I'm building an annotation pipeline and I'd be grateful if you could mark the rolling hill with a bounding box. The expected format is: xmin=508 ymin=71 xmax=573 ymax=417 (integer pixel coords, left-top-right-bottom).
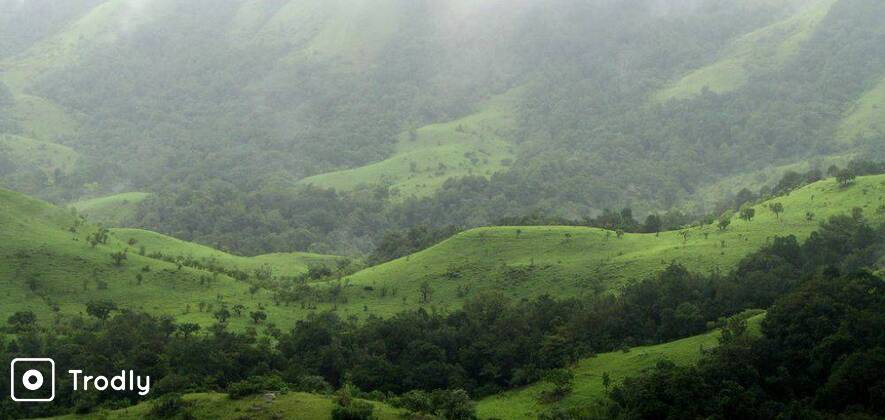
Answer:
xmin=1 ymin=175 xmax=881 ymax=328
xmin=71 ymin=192 xmax=151 ymax=226
xmin=297 ymin=90 xmax=519 ymax=199
xmin=476 ymin=312 xmax=766 ymax=419
xmin=655 ymin=0 xmax=836 ymax=101
xmin=49 ymin=391 xmax=403 ymax=420
xmin=0 ymin=187 xmax=342 ymax=330
xmin=323 ymin=175 xmax=884 ymax=319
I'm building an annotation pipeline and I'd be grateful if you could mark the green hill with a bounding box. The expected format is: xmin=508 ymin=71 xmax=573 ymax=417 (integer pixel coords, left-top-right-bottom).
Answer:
xmin=0 ymin=133 xmax=78 ymax=176
xmin=297 ymin=89 xmax=519 ymax=199
xmin=49 ymin=391 xmax=402 ymax=420
xmin=476 ymin=312 xmax=766 ymax=419
xmin=1 ymin=176 xmax=881 ymax=329
xmin=324 ymin=175 xmax=884 ymax=319
xmin=0 ymin=188 xmax=341 ymax=330
xmin=71 ymin=192 xmax=151 ymax=226
xmin=839 ymin=76 xmax=885 ymax=144
xmin=655 ymin=0 xmax=836 ymax=101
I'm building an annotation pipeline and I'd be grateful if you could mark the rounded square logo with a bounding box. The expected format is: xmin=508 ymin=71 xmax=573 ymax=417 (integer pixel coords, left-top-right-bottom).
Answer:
xmin=10 ymin=358 xmax=56 ymax=402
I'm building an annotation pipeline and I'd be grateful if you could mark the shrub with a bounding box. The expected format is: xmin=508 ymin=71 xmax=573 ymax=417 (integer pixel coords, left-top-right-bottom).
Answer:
xmin=228 ymin=375 xmax=288 ymax=399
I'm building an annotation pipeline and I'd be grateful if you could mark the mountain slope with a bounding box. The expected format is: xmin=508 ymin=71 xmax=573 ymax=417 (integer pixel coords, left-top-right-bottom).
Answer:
xmin=476 ymin=312 xmax=766 ymax=419
xmin=0 ymin=188 xmax=341 ymax=329
xmin=51 ymin=391 xmax=403 ymax=420
xmin=655 ymin=0 xmax=836 ymax=101
xmin=297 ymin=90 xmax=519 ymax=198
xmin=319 ymin=175 xmax=885 ymax=318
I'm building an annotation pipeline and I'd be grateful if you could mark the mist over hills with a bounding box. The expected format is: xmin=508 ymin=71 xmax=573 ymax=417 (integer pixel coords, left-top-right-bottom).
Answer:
xmin=1 ymin=0 xmax=883 ymax=255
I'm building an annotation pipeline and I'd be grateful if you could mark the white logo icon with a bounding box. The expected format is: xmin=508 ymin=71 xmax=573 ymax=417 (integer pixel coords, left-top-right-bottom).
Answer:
xmin=10 ymin=358 xmax=55 ymax=402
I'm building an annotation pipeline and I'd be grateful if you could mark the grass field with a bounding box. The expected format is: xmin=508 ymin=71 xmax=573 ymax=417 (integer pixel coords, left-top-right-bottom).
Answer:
xmin=322 ymin=175 xmax=884 ymax=319
xmin=0 ymin=133 xmax=79 ymax=176
xmin=476 ymin=313 xmax=766 ymax=419
xmin=655 ymin=0 xmax=834 ymax=101
xmin=838 ymin=76 xmax=885 ymax=144
xmin=0 ymin=188 xmax=342 ymax=331
xmin=297 ymin=90 xmax=519 ymax=199
xmin=2 ymin=175 xmax=881 ymax=330
xmin=71 ymin=192 xmax=152 ymax=226
xmin=49 ymin=391 xmax=403 ymax=420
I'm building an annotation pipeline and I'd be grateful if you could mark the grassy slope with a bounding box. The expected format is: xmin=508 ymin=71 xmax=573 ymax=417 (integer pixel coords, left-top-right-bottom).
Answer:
xmin=50 ymin=392 xmax=403 ymax=420
xmin=1 ymin=176 xmax=880 ymax=330
xmin=71 ymin=192 xmax=151 ymax=226
xmin=297 ymin=90 xmax=518 ymax=199
xmin=691 ymin=153 xmax=856 ymax=211
xmin=112 ymin=228 xmax=343 ymax=278
xmin=230 ymin=0 xmax=401 ymax=65
xmin=476 ymin=313 xmax=766 ymax=419
xmin=655 ymin=0 xmax=835 ymax=101
xmin=839 ymin=75 xmax=885 ymax=143
xmin=0 ymin=133 xmax=78 ymax=176
xmin=326 ymin=175 xmax=884 ymax=319
xmin=0 ymin=188 xmax=340 ymax=331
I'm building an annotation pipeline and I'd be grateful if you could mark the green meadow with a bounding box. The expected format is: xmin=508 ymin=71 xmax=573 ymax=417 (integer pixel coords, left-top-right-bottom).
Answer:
xmin=297 ymin=90 xmax=519 ymax=199
xmin=0 ymin=133 xmax=78 ymax=176
xmin=476 ymin=313 xmax=766 ymax=419
xmin=326 ymin=175 xmax=885 ymax=319
xmin=655 ymin=0 xmax=835 ymax=101
xmin=49 ymin=392 xmax=403 ymax=420
xmin=71 ymin=192 xmax=152 ymax=227
xmin=0 ymin=188 xmax=340 ymax=331
xmin=1 ymin=175 xmax=881 ymax=329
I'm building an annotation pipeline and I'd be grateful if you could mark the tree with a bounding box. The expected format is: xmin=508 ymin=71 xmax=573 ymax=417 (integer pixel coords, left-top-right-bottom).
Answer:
xmin=7 ymin=311 xmax=37 ymax=332
xmin=851 ymin=207 xmax=864 ymax=221
xmin=768 ymin=202 xmax=784 ymax=220
xmin=718 ymin=215 xmax=731 ymax=231
xmin=250 ymin=310 xmax=267 ymax=324
xmin=86 ymin=300 xmax=117 ymax=320
xmin=643 ymin=214 xmax=662 ymax=233
xmin=542 ymin=369 xmax=575 ymax=401
xmin=739 ymin=206 xmax=755 ymax=222
xmin=111 ymin=250 xmax=128 ymax=266
xmin=232 ymin=304 xmax=246 ymax=317
xmin=213 ymin=308 xmax=231 ymax=324
xmin=836 ymin=169 xmax=856 ymax=186
xmin=177 ymin=323 xmax=201 ymax=338
xmin=419 ymin=281 xmax=433 ymax=303
xmin=433 ymin=389 xmax=476 ymax=420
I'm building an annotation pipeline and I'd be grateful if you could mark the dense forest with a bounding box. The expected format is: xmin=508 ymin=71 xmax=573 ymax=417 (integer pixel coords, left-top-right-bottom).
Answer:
xmin=2 ymin=212 xmax=881 ymax=418
xmin=1 ymin=0 xmax=882 ymax=255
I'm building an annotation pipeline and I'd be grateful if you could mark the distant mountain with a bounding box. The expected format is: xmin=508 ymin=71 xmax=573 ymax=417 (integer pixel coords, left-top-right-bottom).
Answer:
xmin=0 ymin=0 xmax=882 ymax=254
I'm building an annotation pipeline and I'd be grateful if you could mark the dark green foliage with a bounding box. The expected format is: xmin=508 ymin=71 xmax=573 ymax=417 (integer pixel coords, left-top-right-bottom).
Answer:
xmin=228 ymin=375 xmax=288 ymax=400
xmin=0 ymin=215 xmax=879 ymax=418
xmin=608 ymin=270 xmax=885 ymax=419
xmin=149 ymin=393 xmax=191 ymax=419
xmin=85 ymin=299 xmax=117 ymax=320
xmin=369 ymin=225 xmax=460 ymax=265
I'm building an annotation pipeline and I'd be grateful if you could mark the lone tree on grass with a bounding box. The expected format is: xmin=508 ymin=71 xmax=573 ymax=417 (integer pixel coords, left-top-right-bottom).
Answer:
xmin=177 ymin=323 xmax=201 ymax=338
xmin=419 ymin=281 xmax=433 ymax=303
xmin=768 ymin=202 xmax=784 ymax=220
xmin=717 ymin=215 xmax=731 ymax=231
xmin=250 ymin=310 xmax=267 ymax=324
xmin=836 ymin=169 xmax=856 ymax=186
xmin=86 ymin=300 xmax=117 ymax=321
xmin=542 ymin=369 xmax=575 ymax=401
xmin=739 ymin=206 xmax=755 ymax=222
xmin=111 ymin=250 xmax=127 ymax=266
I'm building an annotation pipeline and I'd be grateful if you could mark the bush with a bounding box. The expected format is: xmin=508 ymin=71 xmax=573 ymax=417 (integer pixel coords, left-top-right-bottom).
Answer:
xmin=227 ymin=375 xmax=289 ymax=399
xmin=149 ymin=393 xmax=191 ymax=419
xmin=331 ymin=400 xmax=375 ymax=420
